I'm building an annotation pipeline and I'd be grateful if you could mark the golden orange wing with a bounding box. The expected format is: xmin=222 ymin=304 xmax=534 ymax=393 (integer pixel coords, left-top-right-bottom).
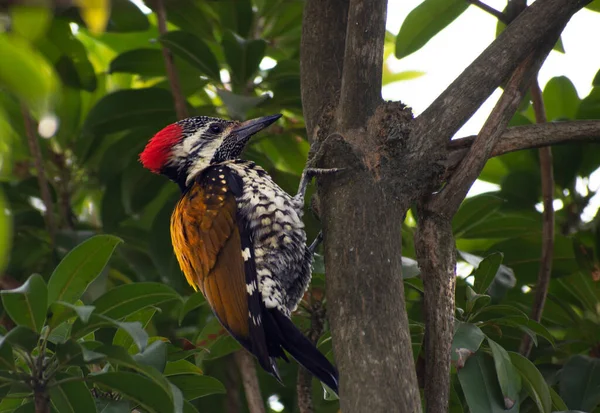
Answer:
xmin=170 ymin=170 xmax=249 ymax=339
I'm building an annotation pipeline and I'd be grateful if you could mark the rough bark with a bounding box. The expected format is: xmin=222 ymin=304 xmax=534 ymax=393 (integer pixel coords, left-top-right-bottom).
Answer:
xmin=300 ymin=0 xmax=348 ymax=139
xmin=302 ymin=0 xmax=421 ymax=410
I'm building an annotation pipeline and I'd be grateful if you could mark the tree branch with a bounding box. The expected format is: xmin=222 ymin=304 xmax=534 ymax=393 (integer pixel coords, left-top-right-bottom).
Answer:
xmin=336 ymin=0 xmax=387 ymax=129
xmin=234 ymin=351 xmax=266 ymax=413
xmin=300 ymin=0 xmax=349 ymax=140
xmin=466 ymin=0 xmax=508 ymax=23
xmin=412 ymin=0 xmax=591 ymax=154
xmin=155 ymin=0 xmax=188 ymax=120
xmin=446 ymin=120 xmax=600 ymax=164
xmin=520 ymin=81 xmax=555 ymax=357
xmin=21 ymin=105 xmax=56 ymax=246
xmin=429 ymin=47 xmax=545 ymax=217
xmin=297 ymin=295 xmax=326 ymax=413
xmin=414 ymin=215 xmax=456 ymax=413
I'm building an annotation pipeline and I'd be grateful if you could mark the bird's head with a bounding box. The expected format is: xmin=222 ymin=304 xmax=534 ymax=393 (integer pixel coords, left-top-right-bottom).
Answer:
xmin=140 ymin=114 xmax=281 ymax=188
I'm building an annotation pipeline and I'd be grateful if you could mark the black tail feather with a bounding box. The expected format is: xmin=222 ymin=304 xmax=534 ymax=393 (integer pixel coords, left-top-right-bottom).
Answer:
xmin=263 ymin=308 xmax=339 ymax=395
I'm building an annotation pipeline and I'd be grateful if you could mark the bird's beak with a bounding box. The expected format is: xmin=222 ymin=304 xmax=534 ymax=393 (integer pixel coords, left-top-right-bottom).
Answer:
xmin=233 ymin=114 xmax=282 ymax=142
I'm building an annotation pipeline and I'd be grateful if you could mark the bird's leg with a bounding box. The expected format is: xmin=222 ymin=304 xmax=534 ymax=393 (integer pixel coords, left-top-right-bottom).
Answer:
xmin=294 ymin=168 xmax=342 ymax=205
xmin=308 ymin=231 xmax=324 ymax=255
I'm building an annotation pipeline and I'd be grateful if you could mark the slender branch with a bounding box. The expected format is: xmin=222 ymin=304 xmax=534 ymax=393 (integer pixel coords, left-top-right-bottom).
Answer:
xmin=466 ymin=0 xmax=508 ymax=23
xmin=234 ymin=351 xmax=266 ymax=413
xmin=21 ymin=105 xmax=56 ymax=246
xmin=429 ymin=50 xmax=540 ymax=217
xmin=520 ymin=81 xmax=555 ymax=357
xmin=412 ymin=0 xmax=591 ymax=154
xmin=155 ymin=0 xmax=188 ymax=120
xmin=224 ymin=355 xmax=243 ymax=413
xmin=414 ymin=215 xmax=456 ymax=413
xmin=297 ymin=295 xmax=326 ymax=413
xmin=336 ymin=0 xmax=387 ymax=130
xmin=446 ymin=120 xmax=600 ymax=165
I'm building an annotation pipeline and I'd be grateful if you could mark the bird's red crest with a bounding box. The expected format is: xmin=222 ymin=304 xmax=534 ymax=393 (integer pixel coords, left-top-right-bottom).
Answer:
xmin=139 ymin=123 xmax=183 ymax=173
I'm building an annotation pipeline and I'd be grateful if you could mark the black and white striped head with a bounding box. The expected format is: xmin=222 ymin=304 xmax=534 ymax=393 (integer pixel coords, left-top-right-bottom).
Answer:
xmin=140 ymin=114 xmax=281 ymax=188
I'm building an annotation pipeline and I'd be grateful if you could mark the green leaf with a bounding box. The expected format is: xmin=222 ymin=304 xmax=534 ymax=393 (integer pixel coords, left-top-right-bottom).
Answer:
xmin=0 ymin=340 xmax=14 ymax=370
xmin=72 ymin=314 xmax=148 ymax=352
xmin=55 ymin=339 xmax=105 ymax=367
xmin=0 ymin=326 xmax=39 ymax=352
xmin=453 ymin=194 xmax=504 ymax=237
xmin=49 ymin=373 xmax=95 ymax=413
xmin=93 ymin=399 xmax=130 ymax=413
xmin=48 ymin=301 xmax=95 ymax=329
xmin=168 ymin=374 xmax=225 ymax=401
xmin=550 ymin=387 xmax=569 ymax=411
xmin=509 ymin=351 xmax=552 ymax=413
xmin=90 ymin=372 xmax=174 ymax=413
xmin=395 ymin=0 xmax=468 ymax=59
xmin=179 ymin=293 xmax=206 ymax=325
xmin=458 ymin=351 xmax=513 ymax=413
xmin=10 ymin=6 xmax=52 ymax=42
xmin=587 ymin=0 xmax=600 ymax=12
xmin=451 ymin=321 xmax=485 ymax=367
xmin=543 ymin=76 xmax=580 ymax=121
xmin=578 ymin=87 xmax=600 ymax=120
xmin=487 ymin=339 xmax=521 ymax=409
xmin=47 ymin=235 xmax=123 ymax=305
xmin=222 ymin=30 xmax=266 ymax=85
xmin=109 ymin=48 xmax=166 ymax=77
xmin=216 ymin=89 xmax=268 ymax=120
xmin=465 ymin=286 xmax=491 ymax=316
xmin=559 ymin=355 xmax=600 ymax=412
xmin=44 ymin=20 xmax=97 ymax=91
xmin=164 ymin=360 xmax=203 ymax=376
xmin=0 ymin=190 xmax=11 ymax=274
xmin=91 ymin=282 xmax=180 ymax=319
xmin=0 ymin=34 xmax=58 ymax=113
xmin=472 ymin=252 xmax=503 ymax=295
xmin=106 ymin=0 xmax=150 ymax=32
xmin=83 ymin=88 xmax=177 ymax=135
xmin=113 ymin=307 xmax=157 ymax=350
xmin=159 ymin=31 xmax=221 ymax=81
xmin=92 ymin=344 xmax=176 ymax=400
xmin=473 ymin=304 xmax=528 ymax=321
xmin=133 ymin=340 xmax=168 ymax=373
xmin=1 ymin=274 xmax=47 ymax=332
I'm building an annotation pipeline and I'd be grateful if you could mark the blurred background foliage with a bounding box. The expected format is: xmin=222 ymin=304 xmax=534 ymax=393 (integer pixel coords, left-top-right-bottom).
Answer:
xmin=0 ymin=0 xmax=600 ymax=412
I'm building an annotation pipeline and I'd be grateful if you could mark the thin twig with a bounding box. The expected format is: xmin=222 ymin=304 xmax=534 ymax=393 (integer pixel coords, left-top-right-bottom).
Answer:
xmin=297 ymin=295 xmax=326 ymax=413
xmin=224 ymin=355 xmax=243 ymax=413
xmin=520 ymin=81 xmax=555 ymax=357
xmin=21 ymin=105 xmax=56 ymax=246
xmin=234 ymin=351 xmax=266 ymax=413
xmin=155 ymin=0 xmax=189 ymax=120
xmin=466 ymin=0 xmax=508 ymax=23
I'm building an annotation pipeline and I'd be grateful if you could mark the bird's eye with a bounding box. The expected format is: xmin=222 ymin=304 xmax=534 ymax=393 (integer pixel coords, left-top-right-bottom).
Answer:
xmin=209 ymin=124 xmax=222 ymax=134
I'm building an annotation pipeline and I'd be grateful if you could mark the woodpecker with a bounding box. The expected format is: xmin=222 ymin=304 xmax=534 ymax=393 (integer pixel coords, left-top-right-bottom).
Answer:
xmin=139 ymin=114 xmax=339 ymax=394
